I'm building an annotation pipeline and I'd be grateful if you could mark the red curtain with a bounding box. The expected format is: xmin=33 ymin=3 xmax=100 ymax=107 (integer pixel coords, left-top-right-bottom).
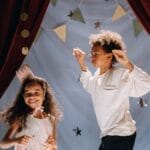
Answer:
xmin=0 ymin=0 xmax=50 ymax=98
xmin=127 ymin=0 xmax=150 ymax=34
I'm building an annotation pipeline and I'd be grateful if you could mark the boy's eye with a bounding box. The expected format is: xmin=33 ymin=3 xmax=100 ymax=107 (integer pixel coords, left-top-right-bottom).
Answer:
xmin=91 ymin=52 xmax=101 ymax=55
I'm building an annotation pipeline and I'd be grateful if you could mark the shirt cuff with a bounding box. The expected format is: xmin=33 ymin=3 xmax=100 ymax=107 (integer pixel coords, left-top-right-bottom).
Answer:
xmin=80 ymin=68 xmax=92 ymax=78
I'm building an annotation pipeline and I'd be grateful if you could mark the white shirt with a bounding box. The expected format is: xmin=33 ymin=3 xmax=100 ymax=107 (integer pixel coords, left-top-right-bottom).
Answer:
xmin=80 ymin=65 xmax=150 ymax=137
xmin=15 ymin=115 xmax=53 ymax=150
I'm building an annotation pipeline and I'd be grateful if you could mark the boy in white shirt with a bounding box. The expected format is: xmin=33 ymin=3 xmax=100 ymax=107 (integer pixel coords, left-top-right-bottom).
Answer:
xmin=73 ymin=30 xmax=150 ymax=150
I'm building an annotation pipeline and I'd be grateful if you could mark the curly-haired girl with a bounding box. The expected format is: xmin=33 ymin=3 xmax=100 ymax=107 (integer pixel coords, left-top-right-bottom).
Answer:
xmin=0 ymin=66 xmax=61 ymax=150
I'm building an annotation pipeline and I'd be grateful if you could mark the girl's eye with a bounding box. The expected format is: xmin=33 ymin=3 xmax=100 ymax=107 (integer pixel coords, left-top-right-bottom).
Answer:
xmin=24 ymin=92 xmax=41 ymax=98
xmin=24 ymin=93 xmax=31 ymax=98
xmin=34 ymin=92 xmax=40 ymax=96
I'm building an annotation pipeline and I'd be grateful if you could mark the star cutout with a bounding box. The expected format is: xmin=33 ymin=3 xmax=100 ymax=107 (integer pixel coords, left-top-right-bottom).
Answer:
xmin=73 ymin=126 xmax=82 ymax=136
xmin=138 ymin=98 xmax=148 ymax=108
xmin=68 ymin=11 xmax=74 ymax=18
xmin=94 ymin=21 xmax=101 ymax=29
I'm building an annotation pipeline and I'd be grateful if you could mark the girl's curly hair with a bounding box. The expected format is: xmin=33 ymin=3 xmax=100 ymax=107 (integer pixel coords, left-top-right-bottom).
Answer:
xmin=1 ymin=76 xmax=62 ymax=131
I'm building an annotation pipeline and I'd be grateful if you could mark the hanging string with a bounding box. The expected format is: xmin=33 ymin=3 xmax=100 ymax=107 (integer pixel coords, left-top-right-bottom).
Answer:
xmin=78 ymin=0 xmax=84 ymax=8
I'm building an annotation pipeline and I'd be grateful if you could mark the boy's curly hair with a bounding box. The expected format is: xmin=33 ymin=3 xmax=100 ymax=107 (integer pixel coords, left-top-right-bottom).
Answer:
xmin=89 ymin=30 xmax=126 ymax=64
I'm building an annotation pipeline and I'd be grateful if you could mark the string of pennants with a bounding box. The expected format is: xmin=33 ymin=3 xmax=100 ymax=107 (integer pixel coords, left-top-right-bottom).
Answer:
xmin=50 ymin=1 xmax=149 ymax=110
xmin=35 ymin=0 xmax=143 ymax=43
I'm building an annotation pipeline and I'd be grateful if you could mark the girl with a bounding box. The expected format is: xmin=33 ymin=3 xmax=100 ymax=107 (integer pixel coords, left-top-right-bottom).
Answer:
xmin=0 ymin=72 xmax=61 ymax=150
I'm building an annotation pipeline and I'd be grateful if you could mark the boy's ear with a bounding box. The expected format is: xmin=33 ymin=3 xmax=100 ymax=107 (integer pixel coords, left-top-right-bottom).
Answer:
xmin=107 ymin=53 xmax=113 ymax=59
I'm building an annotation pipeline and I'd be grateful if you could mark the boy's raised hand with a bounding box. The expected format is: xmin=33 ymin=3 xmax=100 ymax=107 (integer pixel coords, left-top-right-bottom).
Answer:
xmin=112 ymin=50 xmax=134 ymax=72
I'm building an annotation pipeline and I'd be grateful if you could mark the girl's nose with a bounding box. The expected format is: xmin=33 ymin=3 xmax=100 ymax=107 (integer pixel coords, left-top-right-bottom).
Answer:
xmin=28 ymin=95 xmax=35 ymax=99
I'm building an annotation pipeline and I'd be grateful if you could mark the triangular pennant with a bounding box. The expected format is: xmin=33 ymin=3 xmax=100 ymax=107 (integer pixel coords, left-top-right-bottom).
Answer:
xmin=53 ymin=24 xmax=67 ymax=42
xmin=112 ymin=4 xmax=126 ymax=21
xmin=133 ymin=19 xmax=143 ymax=37
xmin=51 ymin=0 xmax=58 ymax=6
xmin=71 ymin=8 xmax=85 ymax=23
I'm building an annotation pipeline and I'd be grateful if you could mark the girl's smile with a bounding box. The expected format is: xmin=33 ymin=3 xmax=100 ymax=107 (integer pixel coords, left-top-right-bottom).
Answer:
xmin=24 ymin=83 xmax=45 ymax=109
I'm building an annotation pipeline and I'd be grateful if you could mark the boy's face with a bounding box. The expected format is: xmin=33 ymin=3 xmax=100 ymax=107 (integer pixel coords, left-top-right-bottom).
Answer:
xmin=24 ymin=83 xmax=45 ymax=110
xmin=91 ymin=45 xmax=112 ymax=68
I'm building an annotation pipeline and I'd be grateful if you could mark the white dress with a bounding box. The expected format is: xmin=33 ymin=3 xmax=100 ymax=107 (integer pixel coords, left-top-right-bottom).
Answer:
xmin=14 ymin=115 xmax=53 ymax=150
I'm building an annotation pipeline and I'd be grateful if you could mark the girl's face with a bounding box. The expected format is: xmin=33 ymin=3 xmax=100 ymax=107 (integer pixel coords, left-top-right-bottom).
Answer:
xmin=24 ymin=83 xmax=45 ymax=110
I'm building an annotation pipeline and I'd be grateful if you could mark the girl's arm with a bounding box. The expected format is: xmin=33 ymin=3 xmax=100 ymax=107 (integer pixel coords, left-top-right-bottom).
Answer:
xmin=16 ymin=64 xmax=34 ymax=83
xmin=0 ymin=122 xmax=31 ymax=149
xmin=44 ymin=117 xmax=58 ymax=150
xmin=52 ymin=117 xmax=57 ymax=141
xmin=0 ymin=122 xmax=19 ymax=149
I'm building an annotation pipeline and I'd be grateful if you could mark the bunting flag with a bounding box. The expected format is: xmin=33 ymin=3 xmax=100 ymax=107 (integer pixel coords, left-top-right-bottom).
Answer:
xmin=51 ymin=0 xmax=58 ymax=6
xmin=112 ymin=4 xmax=126 ymax=21
xmin=53 ymin=24 xmax=67 ymax=42
xmin=133 ymin=19 xmax=143 ymax=37
xmin=68 ymin=8 xmax=85 ymax=24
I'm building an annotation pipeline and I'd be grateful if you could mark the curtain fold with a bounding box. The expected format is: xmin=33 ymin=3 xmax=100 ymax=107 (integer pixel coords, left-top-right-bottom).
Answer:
xmin=127 ymin=0 xmax=150 ymax=34
xmin=0 ymin=0 xmax=50 ymax=98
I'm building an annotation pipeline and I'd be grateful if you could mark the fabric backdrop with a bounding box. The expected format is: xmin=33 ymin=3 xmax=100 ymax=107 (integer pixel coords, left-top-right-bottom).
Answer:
xmin=0 ymin=0 xmax=150 ymax=150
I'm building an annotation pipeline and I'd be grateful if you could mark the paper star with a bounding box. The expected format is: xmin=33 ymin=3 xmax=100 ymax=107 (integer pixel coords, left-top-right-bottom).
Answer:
xmin=94 ymin=21 xmax=101 ymax=29
xmin=73 ymin=126 xmax=82 ymax=136
xmin=138 ymin=98 xmax=148 ymax=108
xmin=68 ymin=11 xmax=74 ymax=17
